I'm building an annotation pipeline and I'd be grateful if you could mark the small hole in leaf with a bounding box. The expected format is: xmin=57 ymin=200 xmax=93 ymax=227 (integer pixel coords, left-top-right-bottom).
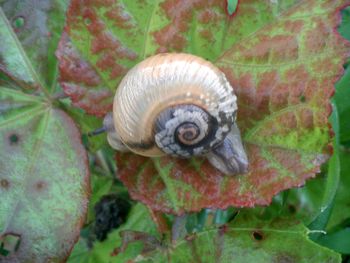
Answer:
xmin=252 ymin=231 xmax=264 ymax=241
xmin=0 ymin=179 xmax=10 ymax=189
xmin=35 ymin=180 xmax=47 ymax=191
xmin=299 ymin=95 xmax=306 ymax=102
xmin=12 ymin=16 xmax=25 ymax=30
xmin=8 ymin=133 xmax=19 ymax=145
xmin=0 ymin=233 xmax=21 ymax=257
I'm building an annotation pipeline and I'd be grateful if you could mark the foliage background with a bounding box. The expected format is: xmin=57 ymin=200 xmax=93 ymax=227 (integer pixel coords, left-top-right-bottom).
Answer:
xmin=0 ymin=0 xmax=350 ymax=262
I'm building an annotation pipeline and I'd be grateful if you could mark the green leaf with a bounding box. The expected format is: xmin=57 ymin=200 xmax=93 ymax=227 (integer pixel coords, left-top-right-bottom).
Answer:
xmin=0 ymin=8 xmax=36 ymax=86
xmin=65 ymin=237 xmax=91 ymax=263
xmin=338 ymin=6 xmax=350 ymax=45
xmin=317 ymin=228 xmax=350 ymax=254
xmin=0 ymin=1 xmax=89 ymax=261
xmin=326 ymin=18 xmax=350 ymax=227
xmin=326 ymin=148 xmax=350 ymax=229
xmin=0 ymin=1 xmax=68 ymax=91
xmin=0 ymin=88 xmax=89 ymax=262
xmin=115 ymin=214 xmax=341 ymax=262
xmin=308 ymin=103 xmax=340 ymax=239
xmin=334 ymin=67 xmax=350 ymax=143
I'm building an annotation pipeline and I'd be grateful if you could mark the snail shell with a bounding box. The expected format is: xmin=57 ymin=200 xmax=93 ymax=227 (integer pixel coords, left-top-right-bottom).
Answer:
xmin=106 ymin=53 xmax=248 ymax=175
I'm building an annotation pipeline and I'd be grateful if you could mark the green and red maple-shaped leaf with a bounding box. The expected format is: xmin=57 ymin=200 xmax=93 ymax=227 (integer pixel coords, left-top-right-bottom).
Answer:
xmin=58 ymin=0 xmax=350 ymax=214
xmin=0 ymin=1 xmax=89 ymax=262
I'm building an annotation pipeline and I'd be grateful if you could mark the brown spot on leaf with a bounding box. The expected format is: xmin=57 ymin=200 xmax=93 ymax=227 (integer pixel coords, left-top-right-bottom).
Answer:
xmin=0 ymin=179 xmax=10 ymax=189
xmin=252 ymin=231 xmax=264 ymax=241
xmin=199 ymin=29 xmax=214 ymax=41
xmin=34 ymin=180 xmax=47 ymax=191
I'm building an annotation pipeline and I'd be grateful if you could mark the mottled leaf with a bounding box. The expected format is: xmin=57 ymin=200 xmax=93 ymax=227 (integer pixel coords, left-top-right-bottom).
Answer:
xmin=113 ymin=214 xmax=341 ymax=262
xmin=0 ymin=2 xmax=89 ymax=262
xmin=60 ymin=0 xmax=350 ymax=214
xmin=0 ymin=88 xmax=89 ymax=262
xmin=216 ymin=0 xmax=349 ymax=214
xmin=0 ymin=0 xmax=67 ymax=92
xmin=58 ymin=0 xmax=303 ymax=116
xmin=115 ymin=1 xmax=350 ymax=214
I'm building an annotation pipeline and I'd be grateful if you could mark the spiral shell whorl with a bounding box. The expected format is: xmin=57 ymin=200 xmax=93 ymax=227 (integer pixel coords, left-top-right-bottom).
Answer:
xmin=154 ymin=105 xmax=219 ymax=157
xmin=113 ymin=53 xmax=237 ymax=157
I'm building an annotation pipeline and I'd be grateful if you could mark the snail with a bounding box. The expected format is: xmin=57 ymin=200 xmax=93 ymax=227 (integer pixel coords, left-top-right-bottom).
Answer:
xmin=103 ymin=53 xmax=248 ymax=175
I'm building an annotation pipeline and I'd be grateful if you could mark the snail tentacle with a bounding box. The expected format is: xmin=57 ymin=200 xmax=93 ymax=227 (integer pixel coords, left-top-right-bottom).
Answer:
xmin=206 ymin=123 xmax=248 ymax=175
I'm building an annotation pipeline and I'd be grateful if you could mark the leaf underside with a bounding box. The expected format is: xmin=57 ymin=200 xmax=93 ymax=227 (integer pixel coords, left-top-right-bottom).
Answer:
xmin=59 ymin=0 xmax=350 ymax=214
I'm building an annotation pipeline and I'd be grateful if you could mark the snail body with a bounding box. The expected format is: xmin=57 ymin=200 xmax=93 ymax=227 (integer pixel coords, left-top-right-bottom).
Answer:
xmin=106 ymin=53 xmax=248 ymax=175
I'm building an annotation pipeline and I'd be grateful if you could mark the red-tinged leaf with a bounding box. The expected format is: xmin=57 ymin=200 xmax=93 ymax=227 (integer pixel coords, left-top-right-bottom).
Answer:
xmin=60 ymin=0 xmax=350 ymax=214
xmin=115 ymin=1 xmax=350 ymax=215
xmin=56 ymin=33 xmax=114 ymax=117
xmin=58 ymin=0 xmax=302 ymax=116
xmin=116 ymin=149 xmax=326 ymax=214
